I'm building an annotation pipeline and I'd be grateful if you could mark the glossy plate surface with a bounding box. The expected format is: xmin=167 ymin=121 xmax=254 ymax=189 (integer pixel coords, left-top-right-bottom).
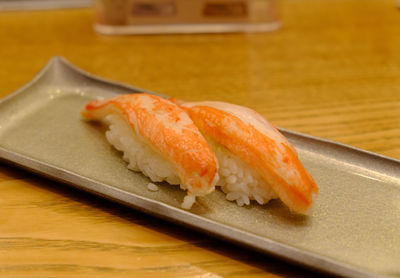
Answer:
xmin=0 ymin=57 xmax=399 ymax=278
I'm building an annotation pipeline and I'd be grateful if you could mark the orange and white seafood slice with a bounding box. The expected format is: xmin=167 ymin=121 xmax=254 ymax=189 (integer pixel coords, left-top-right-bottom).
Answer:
xmin=82 ymin=94 xmax=219 ymax=209
xmin=177 ymin=100 xmax=318 ymax=214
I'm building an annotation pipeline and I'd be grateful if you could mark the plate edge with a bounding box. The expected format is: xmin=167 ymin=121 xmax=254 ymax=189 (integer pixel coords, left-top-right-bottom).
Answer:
xmin=0 ymin=146 xmax=386 ymax=278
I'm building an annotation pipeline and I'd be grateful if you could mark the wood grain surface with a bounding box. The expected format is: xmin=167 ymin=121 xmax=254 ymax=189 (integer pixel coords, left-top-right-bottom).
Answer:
xmin=0 ymin=0 xmax=399 ymax=277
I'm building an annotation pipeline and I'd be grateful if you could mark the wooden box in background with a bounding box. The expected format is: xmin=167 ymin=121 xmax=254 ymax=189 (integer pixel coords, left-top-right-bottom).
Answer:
xmin=94 ymin=0 xmax=279 ymax=34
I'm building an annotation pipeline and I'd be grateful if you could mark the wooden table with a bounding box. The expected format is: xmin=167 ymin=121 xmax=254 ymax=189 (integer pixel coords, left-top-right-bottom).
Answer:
xmin=1 ymin=0 xmax=399 ymax=277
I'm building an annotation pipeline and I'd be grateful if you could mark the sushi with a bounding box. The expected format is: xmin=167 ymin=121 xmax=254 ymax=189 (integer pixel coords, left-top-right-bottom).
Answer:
xmin=175 ymin=100 xmax=318 ymax=214
xmin=81 ymin=93 xmax=219 ymax=209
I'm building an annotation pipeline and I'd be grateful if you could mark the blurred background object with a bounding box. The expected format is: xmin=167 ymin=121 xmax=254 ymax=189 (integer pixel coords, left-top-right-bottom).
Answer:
xmin=94 ymin=0 xmax=280 ymax=34
xmin=0 ymin=0 xmax=92 ymax=11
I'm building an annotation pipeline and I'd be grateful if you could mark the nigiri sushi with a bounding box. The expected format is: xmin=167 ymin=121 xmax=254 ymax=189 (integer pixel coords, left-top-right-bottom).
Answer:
xmin=175 ymin=100 xmax=318 ymax=214
xmin=81 ymin=93 xmax=219 ymax=209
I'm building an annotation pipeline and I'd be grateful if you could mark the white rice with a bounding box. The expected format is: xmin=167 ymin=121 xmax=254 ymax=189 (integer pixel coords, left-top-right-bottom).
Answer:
xmin=147 ymin=182 xmax=159 ymax=192
xmin=208 ymin=139 xmax=278 ymax=206
xmin=104 ymin=115 xmax=194 ymax=203
xmin=104 ymin=114 xmax=277 ymax=209
xmin=181 ymin=195 xmax=196 ymax=210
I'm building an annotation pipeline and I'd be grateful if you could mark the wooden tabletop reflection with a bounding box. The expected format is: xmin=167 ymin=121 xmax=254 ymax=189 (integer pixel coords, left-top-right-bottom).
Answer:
xmin=1 ymin=0 xmax=399 ymax=277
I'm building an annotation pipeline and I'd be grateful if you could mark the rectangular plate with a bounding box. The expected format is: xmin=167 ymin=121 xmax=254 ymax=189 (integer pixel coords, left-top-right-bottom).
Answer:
xmin=1 ymin=57 xmax=399 ymax=278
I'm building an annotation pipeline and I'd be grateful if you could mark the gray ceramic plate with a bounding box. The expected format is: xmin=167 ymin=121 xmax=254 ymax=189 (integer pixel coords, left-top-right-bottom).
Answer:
xmin=0 ymin=57 xmax=399 ymax=278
